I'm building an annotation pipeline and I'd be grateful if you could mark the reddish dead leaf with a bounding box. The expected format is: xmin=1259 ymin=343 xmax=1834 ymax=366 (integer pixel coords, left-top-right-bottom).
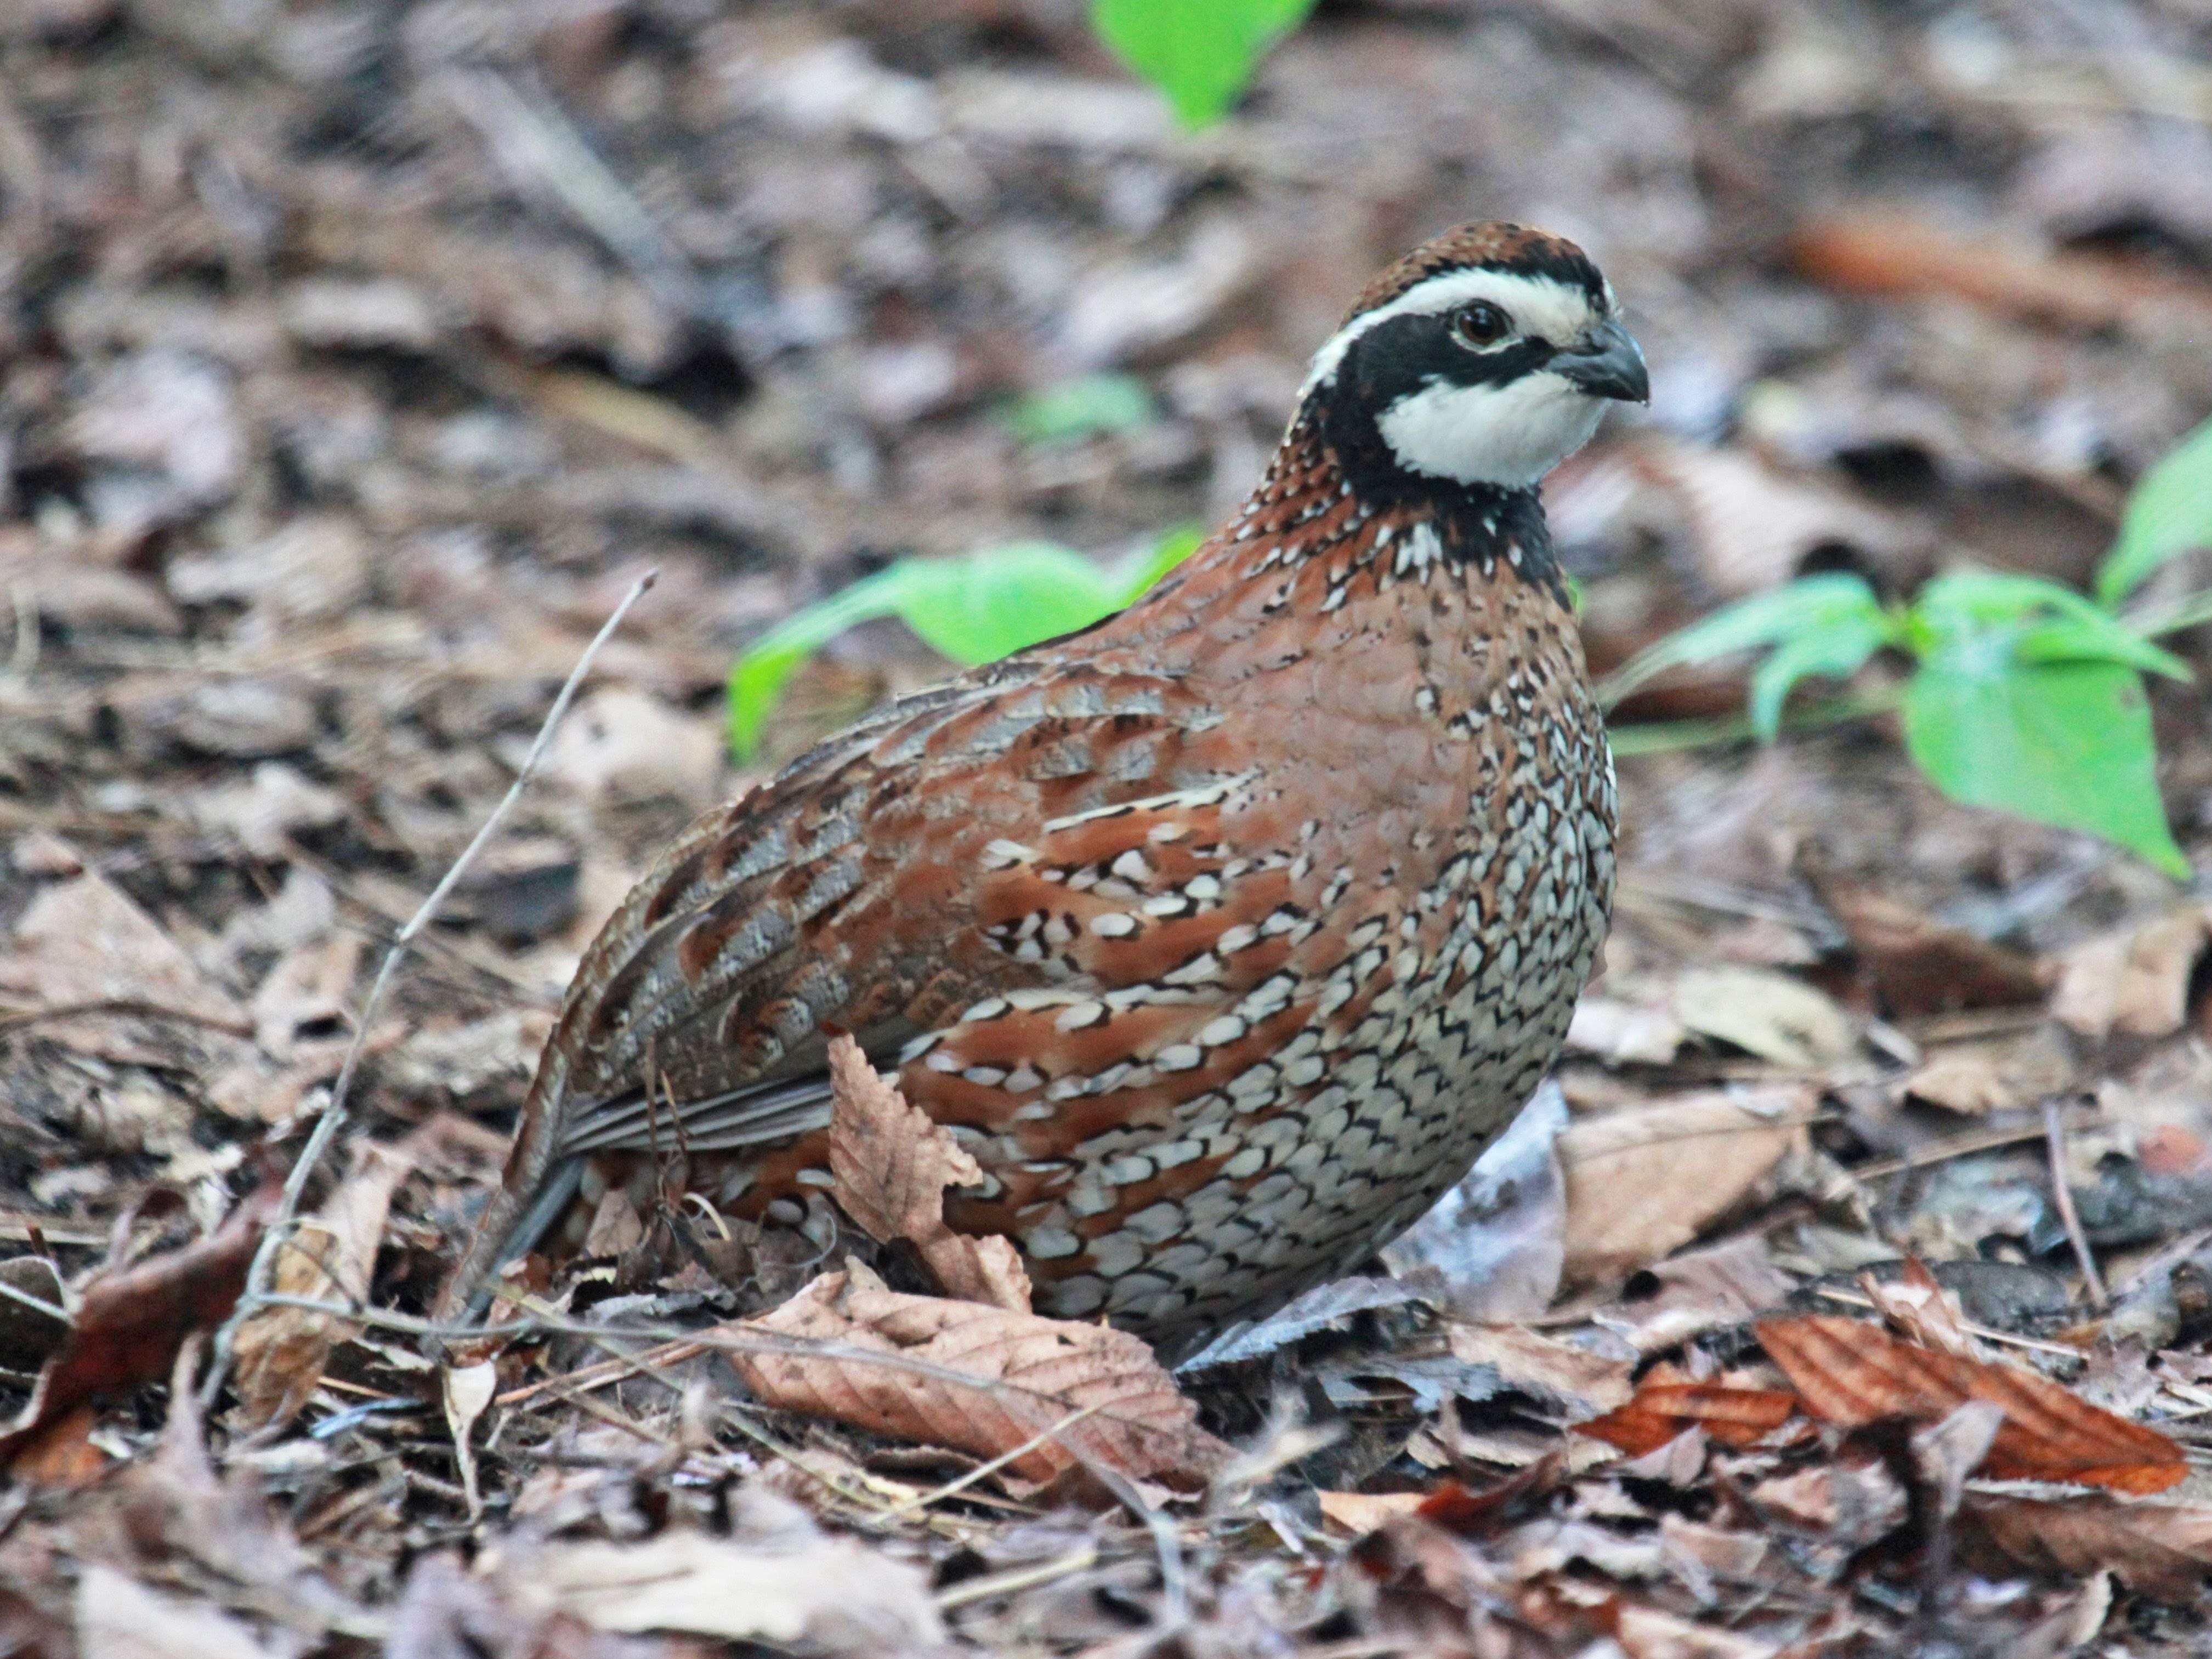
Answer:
xmin=1416 ymin=1455 xmax=1565 ymax=1535
xmin=9 ymin=1405 xmax=109 ymax=1491
xmin=826 ymin=1036 xmax=1032 ymax=1313
xmin=1579 ymin=1370 xmax=1798 ymax=1457
xmin=0 ymin=1179 xmax=280 ymax=1467
xmin=1756 ymin=1316 xmax=2186 ymax=1493
xmin=1959 ymin=1492 xmax=2212 ymax=1604
xmin=724 ymin=1266 xmax=1227 ymax=1490
xmin=1791 ymin=212 xmax=2212 ymax=333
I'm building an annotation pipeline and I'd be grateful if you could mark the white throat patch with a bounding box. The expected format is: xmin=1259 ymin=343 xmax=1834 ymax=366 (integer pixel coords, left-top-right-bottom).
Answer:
xmin=1377 ymin=373 xmax=1606 ymax=488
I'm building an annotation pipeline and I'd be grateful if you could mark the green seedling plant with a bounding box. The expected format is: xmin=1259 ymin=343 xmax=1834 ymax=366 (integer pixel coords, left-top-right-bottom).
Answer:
xmin=1001 ymin=373 xmax=1156 ymax=446
xmin=1092 ymin=0 xmax=1319 ymax=128
xmin=728 ymin=527 xmax=1203 ymax=760
xmin=1607 ymin=416 xmax=2212 ymax=879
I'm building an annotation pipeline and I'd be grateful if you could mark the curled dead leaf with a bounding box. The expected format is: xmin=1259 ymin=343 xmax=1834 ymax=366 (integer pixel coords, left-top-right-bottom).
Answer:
xmin=1857 ymin=1257 xmax=1978 ymax=1359
xmin=1755 ymin=1316 xmax=2185 ymax=1493
xmin=826 ymin=1035 xmax=1031 ymax=1313
xmin=724 ymin=1266 xmax=1227 ymax=1490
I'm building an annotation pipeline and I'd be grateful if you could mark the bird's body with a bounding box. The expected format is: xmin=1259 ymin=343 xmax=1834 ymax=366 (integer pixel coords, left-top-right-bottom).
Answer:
xmin=440 ymin=222 xmax=1643 ymax=1350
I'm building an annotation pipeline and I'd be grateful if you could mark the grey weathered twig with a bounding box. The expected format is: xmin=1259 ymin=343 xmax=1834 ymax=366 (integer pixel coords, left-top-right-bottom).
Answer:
xmin=202 ymin=571 xmax=659 ymax=1406
xmin=2044 ymin=1097 xmax=2108 ymax=1309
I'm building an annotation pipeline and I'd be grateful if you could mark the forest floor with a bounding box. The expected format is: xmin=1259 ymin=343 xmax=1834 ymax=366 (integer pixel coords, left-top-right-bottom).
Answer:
xmin=3 ymin=0 xmax=2212 ymax=1653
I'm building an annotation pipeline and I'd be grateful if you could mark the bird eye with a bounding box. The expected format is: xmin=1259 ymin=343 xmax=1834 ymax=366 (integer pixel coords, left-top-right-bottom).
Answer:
xmin=1450 ymin=301 xmax=1511 ymax=349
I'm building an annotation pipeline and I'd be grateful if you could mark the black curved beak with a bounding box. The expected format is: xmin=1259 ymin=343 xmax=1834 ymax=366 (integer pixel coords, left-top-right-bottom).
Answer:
xmin=1555 ymin=317 xmax=1649 ymax=405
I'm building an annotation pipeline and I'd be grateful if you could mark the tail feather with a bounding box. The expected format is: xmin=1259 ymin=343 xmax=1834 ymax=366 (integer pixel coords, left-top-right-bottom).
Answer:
xmin=433 ymin=1041 xmax=577 ymax=1325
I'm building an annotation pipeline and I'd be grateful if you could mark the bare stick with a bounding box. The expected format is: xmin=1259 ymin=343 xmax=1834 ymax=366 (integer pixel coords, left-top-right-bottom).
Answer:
xmin=203 ymin=571 xmax=659 ymax=1405
xmin=2044 ymin=1097 xmax=2108 ymax=1310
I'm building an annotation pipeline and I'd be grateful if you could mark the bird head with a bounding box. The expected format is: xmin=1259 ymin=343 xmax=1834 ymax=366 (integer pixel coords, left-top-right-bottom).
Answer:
xmin=1300 ymin=221 xmax=1648 ymax=493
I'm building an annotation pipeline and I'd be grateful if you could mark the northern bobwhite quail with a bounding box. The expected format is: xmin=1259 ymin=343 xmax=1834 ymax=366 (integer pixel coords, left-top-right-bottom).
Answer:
xmin=439 ymin=221 xmax=1644 ymax=1350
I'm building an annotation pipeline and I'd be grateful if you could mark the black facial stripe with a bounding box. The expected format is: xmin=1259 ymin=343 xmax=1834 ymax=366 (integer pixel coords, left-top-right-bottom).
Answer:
xmin=1348 ymin=313 xmax=1557 ymax=405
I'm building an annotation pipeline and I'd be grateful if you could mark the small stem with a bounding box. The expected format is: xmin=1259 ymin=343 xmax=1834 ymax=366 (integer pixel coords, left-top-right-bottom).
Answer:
xmin=1605 ymin=686 xmax=1903 ymax=755
xmin=2044 ymin=1098 xmax=2108 ymax=1310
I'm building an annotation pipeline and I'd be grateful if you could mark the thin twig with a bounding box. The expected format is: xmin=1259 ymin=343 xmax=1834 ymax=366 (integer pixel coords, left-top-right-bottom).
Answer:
xmin=202 ymin=571 xmax=658 ymax=1407
xmin=1093 ymin=1465 xmax=1189 ymax=1630
xmin=0 ymin=1273 xmax=67 ymax=1326
xmin=1806 ymin=1286 xmax=2087 ymax=1359
xmin=2044 ymin=1098 xmax=2108 ymax=1309
xmin=934 ymin=1546 xmax=1102 ymax=1610
xmin=1852 ymin=1117 xmax=2091 ymax=1183
xmin=881 ymin=1402 xmax=1108 ymax=1518
xmin=495 ymin=1337 xmax=709 ymax=1407
xmin=0 ymin=998 xmax=257 ymax=1038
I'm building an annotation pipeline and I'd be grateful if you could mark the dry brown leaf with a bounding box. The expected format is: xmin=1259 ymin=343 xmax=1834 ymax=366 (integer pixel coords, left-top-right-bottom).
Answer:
xmin=1443 ymin=1322 xmax=1634 ymax=1418
xmin=2051 ymin=904 xmax=2212 ymax=1043
xmin=1558 ymin=1088 xmax=1811 ymax=1285
xmin=1959 ymin=1492 xmax=2212 ymax=1604
xmin=523 ymin=1526 xmax=945 ymax=1651
xmin=0 ymin=871 xmax=252 ymax=1067
xmin=232 ymin=1140 xmax=412 ymax=1431
xmin=75 ymin=1564 xmax=277 ymax=1659
xmin=1808 ymin=872 xmax=2045 ymax=1017
xmin=1318 ymin=1490 xmax=1426 ymax=1534
xmin=10 ymin=1404 xmax=110 ymax=1491
xmin=1617 ymin=1235 xmax=1795 ymax=1354
xmin=725 ymin=1265 xmax=1226 ymax=1490
xmin=1755 ymin=1316 xmax=2186 ymax=1493
xmin=1613 ymin=1602 xmax=1781 ymax=1659
xmin=1793 ymin=212 xmax=2212 ymax=332
xmin=1632 ymin=437 xmax=1919 ymax=600
xmin=826 ymin=1035 xmax=1031 ymax=1313
xmin=1900 ymin=1028 xmax=2074 ymax=1116
xmin=1 ymin=1180 xmax=280 ymax=1466
xmin=1578 ymin=1363 xmax=1799 ymax=1457
xmin=1670 ymin=968 xmax=1852 ymax=1069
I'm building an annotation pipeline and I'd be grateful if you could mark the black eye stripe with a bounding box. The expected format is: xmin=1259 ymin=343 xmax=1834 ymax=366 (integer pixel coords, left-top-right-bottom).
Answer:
xmin=1341 ymin=312 xmax=1557 ymax=400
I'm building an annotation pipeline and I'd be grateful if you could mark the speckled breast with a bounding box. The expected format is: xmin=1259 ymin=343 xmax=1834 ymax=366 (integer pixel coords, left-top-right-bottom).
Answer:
xmin=997 ymin=667 xmax=1617 ymax=1344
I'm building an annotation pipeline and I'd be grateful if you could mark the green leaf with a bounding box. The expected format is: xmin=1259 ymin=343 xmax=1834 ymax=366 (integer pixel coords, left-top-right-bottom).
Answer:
xmin=1906 ymin=567 xmax=2190 ymax=679
xmin=1902 ymin=657 xmax=2188 ymax=878
xmin=1600 ymin=572 xmax=1891 ymax=709
xmin=1003 ymin=374 xmax=1156 ymax=447
xmin=727 ymin=544 xmax=1128 ymax=760
xmin=1747 ymin=617 xmax=1889 ymax=740
xmin=2096 ymin=414 xmax=2212 ymax=605
xmin=1115 ymin=524 xmax=1204 ymax=605
xmin=1091 ymin=0 xmax=1318 ymax=128
xmin=893 ymin=542 xmax=1122 ymax=663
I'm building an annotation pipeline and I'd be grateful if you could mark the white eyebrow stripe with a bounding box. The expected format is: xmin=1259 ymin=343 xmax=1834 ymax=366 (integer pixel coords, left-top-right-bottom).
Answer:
xmin=1299 ymin=268 xmax=1601 ymax=397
